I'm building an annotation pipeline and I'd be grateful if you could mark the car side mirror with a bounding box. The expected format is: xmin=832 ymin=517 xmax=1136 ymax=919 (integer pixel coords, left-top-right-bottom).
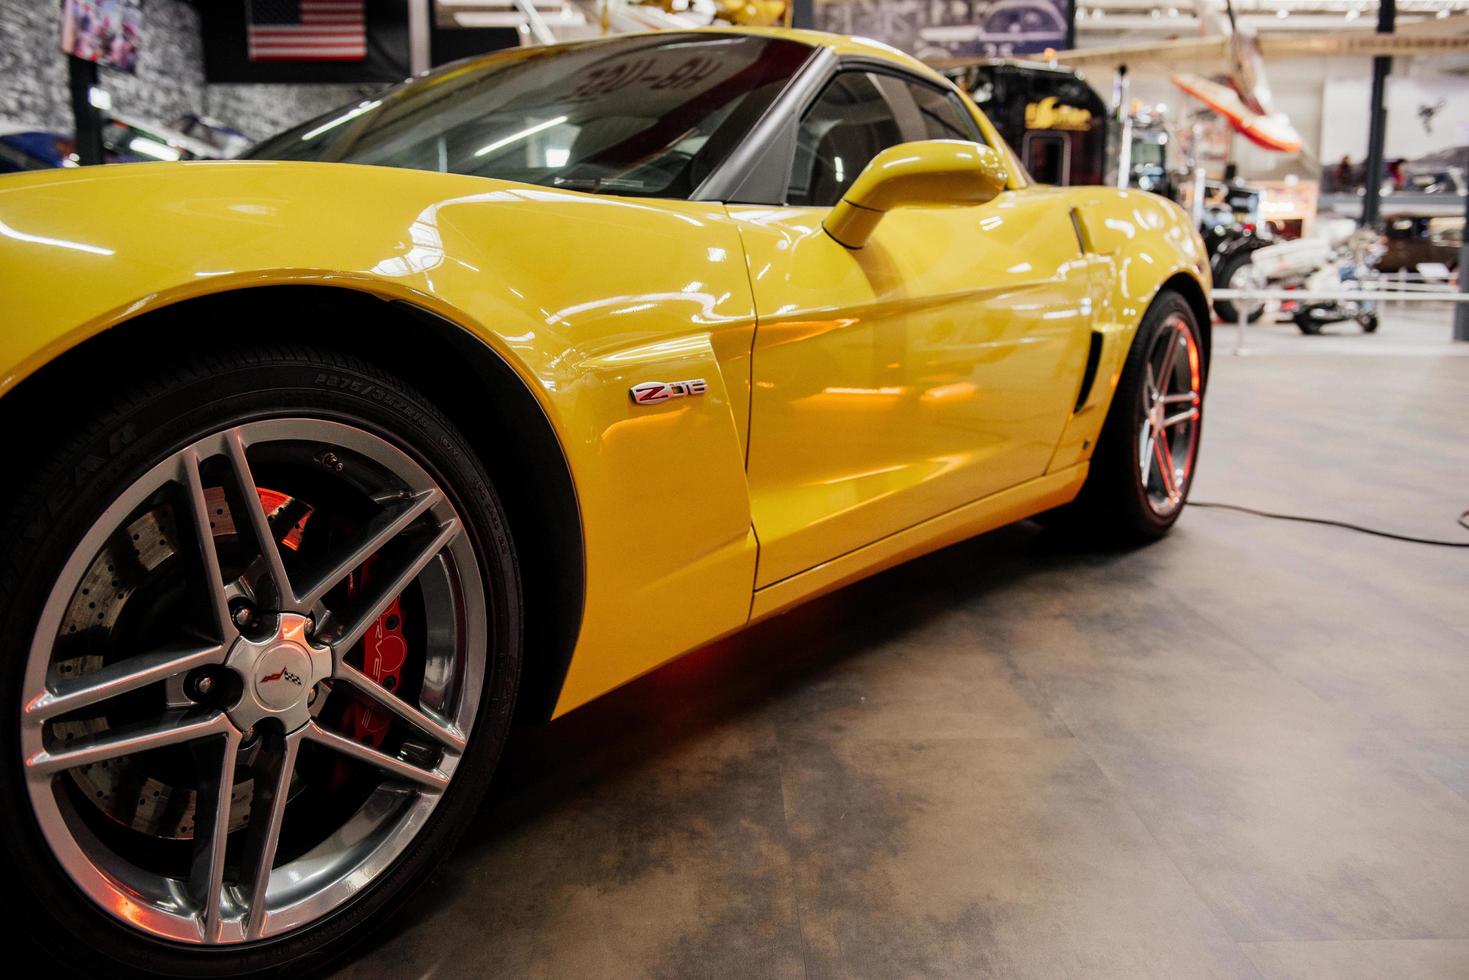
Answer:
xmin=822 ymin=140 xmax=1010 ymax=250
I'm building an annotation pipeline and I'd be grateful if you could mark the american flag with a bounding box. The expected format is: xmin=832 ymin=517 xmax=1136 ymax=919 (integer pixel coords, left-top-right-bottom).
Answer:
xmin=247 ymin=0 xmax=366 ymax=62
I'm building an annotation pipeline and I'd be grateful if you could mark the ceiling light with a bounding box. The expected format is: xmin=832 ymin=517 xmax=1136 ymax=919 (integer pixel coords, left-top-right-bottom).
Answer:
xmin=1345 ymin=8 xmax=1359 ymax=18
xmin=1276 ymin=7 xmax=1289 ymax=17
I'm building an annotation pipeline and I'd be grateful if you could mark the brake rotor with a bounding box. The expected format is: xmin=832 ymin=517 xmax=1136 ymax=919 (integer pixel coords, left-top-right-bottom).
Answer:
xmin=53 ymin=488 xmax=310 ymax=840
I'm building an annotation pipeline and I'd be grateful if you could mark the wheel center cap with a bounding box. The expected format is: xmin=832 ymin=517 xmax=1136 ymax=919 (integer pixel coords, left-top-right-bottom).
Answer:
xmin=223 ymin=611 xmax=331 ymax=733
xmin=253 ymin=642 xmax=313 ymax=711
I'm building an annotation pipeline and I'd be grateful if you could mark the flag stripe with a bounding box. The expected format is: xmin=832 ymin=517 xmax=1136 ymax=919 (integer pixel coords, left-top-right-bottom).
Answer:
xmin=250 ymin=39 xmax=367 ymax=47
xmin=248 ymin=0 xmax=365 ymax=61
xmin=251 ymin=53 xmax=366 ymax=60
xmin=249 ymin=26 xmax=365 ymax=34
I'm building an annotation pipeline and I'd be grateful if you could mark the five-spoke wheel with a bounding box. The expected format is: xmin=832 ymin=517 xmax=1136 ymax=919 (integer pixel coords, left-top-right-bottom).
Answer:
xmin=1137 ymin=313 xmax=1203 ymax=519
xmin=1045 ymin=290 xmax=1206 ymax=541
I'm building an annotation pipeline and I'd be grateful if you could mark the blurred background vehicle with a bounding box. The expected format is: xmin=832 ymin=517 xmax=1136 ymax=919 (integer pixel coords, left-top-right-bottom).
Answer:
xmin=1376 ymin=213 xmax=1464 ymax=274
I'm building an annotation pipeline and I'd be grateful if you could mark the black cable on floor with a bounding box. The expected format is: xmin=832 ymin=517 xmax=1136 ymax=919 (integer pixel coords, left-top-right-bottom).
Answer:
xmin=1189 ymin=501 xmax=1469 ymax=549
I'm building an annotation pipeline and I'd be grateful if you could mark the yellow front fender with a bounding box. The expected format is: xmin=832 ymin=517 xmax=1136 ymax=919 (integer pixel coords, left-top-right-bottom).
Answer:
xmin=0 ymin=160 xmax=760 ymax=716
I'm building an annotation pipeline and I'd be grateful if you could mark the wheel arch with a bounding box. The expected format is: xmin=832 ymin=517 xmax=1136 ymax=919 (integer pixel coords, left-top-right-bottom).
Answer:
xmin=0 ymin=285 xmax=585 ymax=723
xmin=1159 ymin=270 xmax=1212 ymax=374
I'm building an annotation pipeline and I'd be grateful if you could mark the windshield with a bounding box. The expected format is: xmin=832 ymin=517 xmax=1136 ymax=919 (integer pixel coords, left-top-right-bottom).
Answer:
xmin=248 ymin=34 xmax=813 ymax=198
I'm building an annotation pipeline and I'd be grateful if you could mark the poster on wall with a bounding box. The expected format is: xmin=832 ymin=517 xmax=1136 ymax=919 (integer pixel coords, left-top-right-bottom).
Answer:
xmin=60 ymin=0 xmax=144 ymax=73
xmin=814 ymin=0 xmax=1073 ymax=62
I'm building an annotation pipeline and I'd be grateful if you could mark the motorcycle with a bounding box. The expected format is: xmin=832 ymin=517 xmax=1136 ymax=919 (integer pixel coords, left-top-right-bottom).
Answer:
xmin=1241 ymin=224 xmax=1379 ymax=335
xmin=1287 ymin=228 xmax=1380 ymax=335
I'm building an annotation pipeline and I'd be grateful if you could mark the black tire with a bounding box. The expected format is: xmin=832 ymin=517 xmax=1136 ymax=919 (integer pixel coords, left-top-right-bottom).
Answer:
xmin=1360 ymin=312 xmax=1379 ymax=333
xmin=1294 ymin=312 xmax=1324 ymax=335
xmin=1211 ymin=251 xmax=1265 ymax=324
xmin=1046 ymin=291 xmax=1206 ymax=543
xmin=0 ymin=343 xmax=522 ymax=977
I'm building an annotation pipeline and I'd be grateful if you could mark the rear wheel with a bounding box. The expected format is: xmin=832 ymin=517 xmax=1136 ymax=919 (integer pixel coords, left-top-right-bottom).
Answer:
xmin=1051 ymin=292 xmax=1205 ymax=542
xmin=0 ymin=344 xmax=521 ymax=976
xmin=1294 ymin=311 xmax=1324 ymax=335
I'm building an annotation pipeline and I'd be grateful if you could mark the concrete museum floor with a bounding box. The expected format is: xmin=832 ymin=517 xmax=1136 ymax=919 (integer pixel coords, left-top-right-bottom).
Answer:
xmin=333 ymin=308 xmax=1469 ymax=980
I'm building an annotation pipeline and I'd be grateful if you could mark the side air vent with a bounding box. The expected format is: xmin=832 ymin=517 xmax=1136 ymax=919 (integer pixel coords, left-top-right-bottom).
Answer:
xmin=1069 ymin=207 xmax=1092 ymax=253
xmin=1075 ymin=330 xmax=1103 ymax=413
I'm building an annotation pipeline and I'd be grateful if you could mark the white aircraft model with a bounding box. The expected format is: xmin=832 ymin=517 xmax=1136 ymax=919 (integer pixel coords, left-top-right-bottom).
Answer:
xmin=1170 ymin=0 xmax=1301 ymax=152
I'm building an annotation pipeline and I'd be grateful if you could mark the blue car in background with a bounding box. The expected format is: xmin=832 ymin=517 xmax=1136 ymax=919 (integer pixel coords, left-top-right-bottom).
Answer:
xmin=0 ymin=125 xmax=76 ymax=172
xmin=0 ymin=113 xmax=250 ymax=173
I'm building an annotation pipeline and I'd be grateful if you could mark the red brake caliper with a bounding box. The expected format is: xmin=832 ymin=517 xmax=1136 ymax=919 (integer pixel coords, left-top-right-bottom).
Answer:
xmin=250 ymin=489 xmax=407 ymax=784
xmin=342 ymin=556 xmax=408 ymax=748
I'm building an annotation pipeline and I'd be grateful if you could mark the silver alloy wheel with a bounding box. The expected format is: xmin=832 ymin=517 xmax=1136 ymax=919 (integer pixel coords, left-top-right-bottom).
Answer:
xmin=20 ymin=418 xmax=486 ymax=945
xmin=1138 ymin=313 xmax=1202 ymax=517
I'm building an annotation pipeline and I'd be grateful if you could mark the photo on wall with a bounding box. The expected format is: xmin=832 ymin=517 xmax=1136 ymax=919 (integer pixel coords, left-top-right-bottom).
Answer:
xmin=814 ymin=0 xmax=1073 ymax=62
xmin=60 ymin=0 xmax=144 ymax=74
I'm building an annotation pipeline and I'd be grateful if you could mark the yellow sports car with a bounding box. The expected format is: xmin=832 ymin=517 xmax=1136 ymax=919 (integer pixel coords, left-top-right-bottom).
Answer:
xmin=0 ymin=28 xmax=1209 ymax=976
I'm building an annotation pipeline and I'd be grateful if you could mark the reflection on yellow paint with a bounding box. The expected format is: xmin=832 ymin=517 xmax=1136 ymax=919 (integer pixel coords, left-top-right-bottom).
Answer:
xmin=756 ymin=317 xmax=860 ymax=348
xmin=919 ymin=381 xmax=977 ymax=403
xmin=0 ymin=218 xmax=113 ymax=256
xmin=820 ymin=386 xmax=906 ymax=397
xmin=372 ymin=211 xmax=443 ymax=277
xmin=598 ymin=404 xmax=694 ymax=448
xmin=544 ymin=291 xmax=735 ymax=328
xmin=583 ymin=332 xmax=711 ymax=367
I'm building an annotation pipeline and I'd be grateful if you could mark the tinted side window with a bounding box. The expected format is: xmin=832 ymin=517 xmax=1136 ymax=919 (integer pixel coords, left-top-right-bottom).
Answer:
xmin=905 ymin=82 xmax=984 ymax=143
xmin=788 ymin=72 xmax=902 ymax=207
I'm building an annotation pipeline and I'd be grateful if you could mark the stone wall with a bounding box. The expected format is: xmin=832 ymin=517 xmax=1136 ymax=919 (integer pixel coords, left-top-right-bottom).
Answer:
xmin=0 ymin=0 xmax=381 ymax=143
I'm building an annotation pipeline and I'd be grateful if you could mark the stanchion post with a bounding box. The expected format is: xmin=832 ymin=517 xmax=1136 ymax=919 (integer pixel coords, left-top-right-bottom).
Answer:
xmin=1455 ymin=149 xmax=1469 ymax=342
xmin=1235 ymin=299 xmax=1248 ymax=356
xmin=66 ymin=55 xmax=103 ymax=167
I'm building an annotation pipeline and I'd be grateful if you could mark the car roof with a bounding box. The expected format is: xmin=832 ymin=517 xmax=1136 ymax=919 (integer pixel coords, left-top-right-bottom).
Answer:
xmin=425 ymin=28 xmax=954 ymax=97
xmin=684 ymin=27 xmax=952 ymax=85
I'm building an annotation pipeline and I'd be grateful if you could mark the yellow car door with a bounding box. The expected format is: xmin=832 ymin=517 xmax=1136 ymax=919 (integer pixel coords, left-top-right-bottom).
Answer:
xmin=730 ymin=69 xmax=1094 ymax=588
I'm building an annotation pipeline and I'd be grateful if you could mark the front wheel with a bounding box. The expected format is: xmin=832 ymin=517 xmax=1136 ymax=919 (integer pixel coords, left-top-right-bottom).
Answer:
xmin=0 ymin=344 xmax=521 ymax=976
xmin=1212 ymin=251 xmax=1266 ymax=324
xmin=1052 ymin=291 xmax=1205 ymax=542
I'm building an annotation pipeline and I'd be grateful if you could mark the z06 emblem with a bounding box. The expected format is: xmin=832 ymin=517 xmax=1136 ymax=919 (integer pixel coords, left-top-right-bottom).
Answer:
xmin=630 ymin=378 xmax=709 ymax=405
